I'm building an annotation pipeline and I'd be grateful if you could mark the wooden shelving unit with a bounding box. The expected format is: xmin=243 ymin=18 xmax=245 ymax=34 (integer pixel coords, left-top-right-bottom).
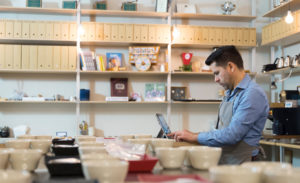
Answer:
xmin=80 ymin=71 xmax=168 ymax=76
xmin=0 ymin=69 xmax=76 ymax=74
xmin=81 ymin=9 xmax=169 ymax=18
xmin=262 ymin=66 xmax=300 ymax=75
xmin=81 ymin=41 xmax=168 ymax=47
xmin=0 ymin=38 xmax=76 ymax=46
xmin=0 ymin=101 xmax=76 ymax=104
xmin=0 ymin=6 xmax=76 ymax=15
xmin=80 ymin=101 xmax=168 ymax=104
xmin=173 ymin=13 xmax=256 ymax=22
xmin=171 ymin=43 xmax=256 ymax=49
xmin=263 ymin=0 xmax=300 ymax=17
xmin=262 ymin=31 xmax=300 ymax=47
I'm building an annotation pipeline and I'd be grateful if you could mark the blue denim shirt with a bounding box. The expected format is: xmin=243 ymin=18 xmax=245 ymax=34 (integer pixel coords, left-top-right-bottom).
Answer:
xmin=198 ymin=74 xmax=269 ymax=155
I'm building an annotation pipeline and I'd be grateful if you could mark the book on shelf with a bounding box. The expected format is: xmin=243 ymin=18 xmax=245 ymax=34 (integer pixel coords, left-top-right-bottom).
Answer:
xmin=106 ymin=53 xmax=123 ymax=71
xmin=80 ymin=51 xmax=96 ymax=71
xmin=95 ymin=56 xmax=106 ymax=71
xmin=145 ymin=83 xmax=165 ymax=102
xmin=105 ymin=97 xmax=129 ymax=102
xmin=110 ymin=78 xmax=128 ymax=97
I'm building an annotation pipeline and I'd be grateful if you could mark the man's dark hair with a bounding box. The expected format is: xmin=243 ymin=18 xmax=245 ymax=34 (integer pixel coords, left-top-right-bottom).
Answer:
xmin=205 ymin=45 xmax=244 ymax=69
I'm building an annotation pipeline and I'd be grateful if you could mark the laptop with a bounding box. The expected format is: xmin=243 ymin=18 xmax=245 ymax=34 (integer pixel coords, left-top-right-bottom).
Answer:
xmin=156 ymin=113 xmax=172 ymax=139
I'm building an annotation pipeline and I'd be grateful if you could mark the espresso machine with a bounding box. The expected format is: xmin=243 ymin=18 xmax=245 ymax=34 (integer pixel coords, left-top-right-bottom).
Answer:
xmin=270 ymin=88 xmax=300 ymax=135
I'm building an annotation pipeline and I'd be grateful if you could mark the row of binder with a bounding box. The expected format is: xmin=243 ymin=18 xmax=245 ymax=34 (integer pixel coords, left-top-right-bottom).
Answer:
xmin=173 ymin=25 xmax=256 ymax=46
xmin=0 ymin=44 xmax=77 ymax=70
xmin=262 ymin=9 xmax=300 ymax=45
xmin=0 ymin=19 xmax=170 ymax=43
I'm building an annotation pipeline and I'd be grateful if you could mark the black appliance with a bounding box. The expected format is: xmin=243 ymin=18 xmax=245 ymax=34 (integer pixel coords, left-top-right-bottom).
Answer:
xmin=271 ymin=107 xmax=300 ymax=135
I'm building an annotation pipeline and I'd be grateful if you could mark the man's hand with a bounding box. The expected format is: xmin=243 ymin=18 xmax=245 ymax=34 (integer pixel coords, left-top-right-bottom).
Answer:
xmin=167 ymin=130 xmax=199 ymax=143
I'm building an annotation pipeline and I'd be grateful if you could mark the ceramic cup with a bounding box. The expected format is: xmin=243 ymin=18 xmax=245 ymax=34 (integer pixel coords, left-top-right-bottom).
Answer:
xmin=79 ymin=146 xmax=107 ymax=157
xmin=30 ymin=139 xmax=52 ymax=154
xmin=0 ymin=149 xmax=10 ymax=169
xmin=155 ymin=147 xmax=186 ymax=169
xmin=82 ymin=159 xmax=128 ymax=183
xmin=150 ymin=138 xmax=174 ymax=151
xmin=81 ymin=153 xmax=117 ymax=162
xmin=0 ymin=170 xmax=31 ymax=183
xmin=264 ymin=167 xmax=300 ymax=183
xmin=9 ymin=149 xmax=42 ymax=171
xmin=188 ymin=146 xmax=222 ymax=170
xmin=78 ymin=141 xmax=105 ymax=147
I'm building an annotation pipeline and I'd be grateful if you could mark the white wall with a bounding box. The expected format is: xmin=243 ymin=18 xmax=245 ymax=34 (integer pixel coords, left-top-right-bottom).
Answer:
xmin=0 ymin=0 xmax=273 ymax=137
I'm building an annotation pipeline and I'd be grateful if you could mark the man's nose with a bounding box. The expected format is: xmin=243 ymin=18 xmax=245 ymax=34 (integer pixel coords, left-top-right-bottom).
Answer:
xmin=215 ymin=76 xmax=220 ymax=83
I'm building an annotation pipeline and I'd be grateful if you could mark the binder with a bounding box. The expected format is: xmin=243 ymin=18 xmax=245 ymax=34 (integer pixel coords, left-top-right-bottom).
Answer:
xmin=148 ymin=25 xmax=156 ymax=42
xmin=13 ymin=20 xmax=22 ymax=38
xmin=125 ymin=24 xmax=133 ymax=42
xmin=104 ymin=23 xmax=111 ymax=41
xmin=95 ymin=23 xmax=104 ymax=41
xmin=118 ymin=24 xmax=125 ymax=41
xmin=46 ymin=22 xmax=54 ymax=40
xmin=208 ymin=27 xmax=216 ymax=44
xmin=29 ymin=46 xmax=38 ymax=70
xmin=37 ymin=21 xmax=46 ymax=40
xmin=45 ymin=46 xmax=53 ymax=70
xmin=4 ymin=45 xmax=13 ymax=69
xmin=13 ymin=45 xmax=21 ymax=69
xmin=30 ymin=21 xmax=38 ymax=39
xmin=61 ymin=46 xmax=69 ymax=70
xmin=61 ymin=22 xmax=70 ymax=40
xmin=134 ymin=24 xmax=142 ymax=42
xmin=22 ymin=20 xmax=30 ymax=39
xmin=68 ymin=46 xmax=77 ymax=70
xmin=53 ymin=22 xmax=61 ymax=40
xmin=141 ymin=24 xmax=149 ymax=42
xmin=69 ymin=23 xmax=77 ymax=41
xmin=0 ymin=20 xmax=5 ymax=38
xmin=88 ymin=22 xmax=95 ymax=41
xmin=21 ymin=45 xmax=30 ymax=69
xmin=53 ymin=46 xmax=61 ymax=70
xmin=111 ymin=24 xmax=119 ymax=41
xmin=38 ymin=46 xmax=46 ymax=70
xmin=5 ymin=20 xmax=14 ymax=38
xmin=0 ymin=45 xmax=4 ymax=69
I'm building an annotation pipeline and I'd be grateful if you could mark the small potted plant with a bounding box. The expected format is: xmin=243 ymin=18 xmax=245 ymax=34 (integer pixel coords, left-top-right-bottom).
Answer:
xmin=0 ymin=126 xmax=10 ymax=138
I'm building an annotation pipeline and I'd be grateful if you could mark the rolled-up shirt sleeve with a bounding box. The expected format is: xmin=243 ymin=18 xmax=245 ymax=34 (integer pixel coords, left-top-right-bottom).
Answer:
xmin=197 ymin=88 xmax=268 ymax=147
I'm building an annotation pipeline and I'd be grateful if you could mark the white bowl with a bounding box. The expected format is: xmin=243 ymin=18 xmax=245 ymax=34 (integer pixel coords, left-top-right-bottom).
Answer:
xmin=78 ymin=141 xmax=105 ymax=147
xmin=79 ymin=146 xmax=107 ymax=156
xmin=178 ymin=146 xmax=199 ymax=167
xmin=188 ymin=146 xmax=222 ymax=170
xmin=0 ymin=170 xmax=31 ymax=183
xmin=119 ymin=135 xmax=134 ymax=142
xmin=9 ymin=149 xmax=42 ymax=171
xmin=30 ymin=139 xmax=52 ymax=154
xmin=150 ymin=139 xmax=174 ymax=151
xmin=82 ymin=159 xmax=128 ymax=183
xmin=35 ymin=135 xmax=52 ymax=140
xmin=264 ymin=167 xmax=300 ymax=183
xmin=155 ymin=147 xmax=186 ymax=169
xmin=81 ymin=153 xmax=117 ymax=162
xmin=17 ymin=135 xmax=36 ymax=140
xmin=0 ymin=150 xmax=10 ymax=169
xmin=134 ymin=134 xmax=152 ymax=139
xmin=209 ymin=165 xmax=262 ymax=183
xmin=5 ymin=140 xmax=31 ymax=149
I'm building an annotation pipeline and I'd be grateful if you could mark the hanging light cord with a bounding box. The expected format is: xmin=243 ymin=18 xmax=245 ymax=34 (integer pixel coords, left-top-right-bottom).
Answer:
xmin=274 ymin=68 xmax=293 ymax=83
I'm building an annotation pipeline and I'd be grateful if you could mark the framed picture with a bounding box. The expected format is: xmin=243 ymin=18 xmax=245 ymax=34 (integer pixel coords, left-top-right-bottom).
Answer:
xmin=156 ymin=0 xmax=168 ymax=12
xmin=106 ymin=53 xmax=122 ymax=70
xmin=111 ymin=78 xmax=128 ymax=97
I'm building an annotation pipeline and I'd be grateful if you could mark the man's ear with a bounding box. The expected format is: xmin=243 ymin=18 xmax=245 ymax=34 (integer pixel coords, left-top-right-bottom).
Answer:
xmin=227 ymin=62 xmax=235 ymax=72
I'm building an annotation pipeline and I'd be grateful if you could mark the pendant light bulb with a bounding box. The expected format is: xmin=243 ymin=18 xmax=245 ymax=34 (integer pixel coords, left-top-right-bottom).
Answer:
xmin=285 ymin=10 xmax=294 ymax=24
xmin=172 ymin=27 xmax=180 ymax=39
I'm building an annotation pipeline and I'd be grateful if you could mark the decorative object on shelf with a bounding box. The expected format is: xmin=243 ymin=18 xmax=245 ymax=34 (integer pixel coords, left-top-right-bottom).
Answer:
xmin=276 ymin=57 xmax=284 ymax=69
xmin=106 ymin=53 xmax=123 ymax=71
xmin=284 ymin=55 xmax=292 ymax=67
xmin=171 ymin=87 xmax=186 ymax=100
xmin=79 ymin=121 xmax=88 ymax=135
xmin=156 ymin=0 xmax=169 ymax=12
xmin=129 ymin=92 xmax=142 ymax=102
xmin=62 ymin=0 xmax=77 ymax=9
xmin=95 ymin=0 xmax=107 ymax=10
xmin=180 ymin=53 xmax=193 ymax=72
xmin=221 ymin=1 xmax=236 ymax=15
xmin=145 ymin=83 xmax=165 ymax=102
xmin=27 ymin=0 xmax=42 ymax=8
xmin=80 ymin=89 xmax=90 ymax=101
xmin=291 ymin=54 xmax=299 ymax=67
xmin=122 ymin=1 xmax=137 ymax=11
xmin=0 ymin=126 xmax=10 ymax=138
xmin=176 ymin=3 xmax=196 ymax=13
xmin=192 ymin=60 xmax=201 ymax=72
xmin=111 ymin=78 xmax=128 ymax=97
xmin=129 ymin=46 xmax=160 ymax=71
xmin=80 ymin=51 xmax=96 ymax=71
